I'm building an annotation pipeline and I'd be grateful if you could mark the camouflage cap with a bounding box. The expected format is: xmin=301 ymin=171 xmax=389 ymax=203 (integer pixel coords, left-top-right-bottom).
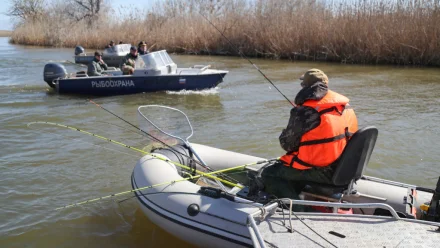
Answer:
xmin=300 ymin=68 xmax=329 ymax=87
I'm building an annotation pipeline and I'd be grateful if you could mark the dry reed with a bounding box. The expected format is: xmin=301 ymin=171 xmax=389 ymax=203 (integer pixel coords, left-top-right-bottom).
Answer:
xmin=9 ymin=0 xmax=440 ymax=66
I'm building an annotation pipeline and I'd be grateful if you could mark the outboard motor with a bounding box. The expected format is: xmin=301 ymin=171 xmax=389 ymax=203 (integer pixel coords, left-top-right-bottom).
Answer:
xmin=43 ymin=63 xmax=67 ymax=88
xmin=74 ymin=46 xmax=85 ymax=55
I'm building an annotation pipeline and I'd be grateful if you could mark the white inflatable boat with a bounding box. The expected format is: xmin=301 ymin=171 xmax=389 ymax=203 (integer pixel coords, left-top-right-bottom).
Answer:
xmin=132 ymin=144 xmax=440 ymax=248
xmin=131 ymin=105 xmax=440 ymax=247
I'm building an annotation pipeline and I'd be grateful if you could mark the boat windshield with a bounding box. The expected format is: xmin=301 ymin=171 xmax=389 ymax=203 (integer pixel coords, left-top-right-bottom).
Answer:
xmin=103 ymin=44 xmax=131 ymax=55
xmin=137 ymin=50 xmax=175 ymax=70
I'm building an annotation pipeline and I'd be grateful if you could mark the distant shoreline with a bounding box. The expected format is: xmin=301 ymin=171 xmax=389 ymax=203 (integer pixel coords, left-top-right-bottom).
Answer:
xmin=8 ymin=0 xmax=440 ymax=67
xmin=0 ymin=30 xmax=12 ymax=37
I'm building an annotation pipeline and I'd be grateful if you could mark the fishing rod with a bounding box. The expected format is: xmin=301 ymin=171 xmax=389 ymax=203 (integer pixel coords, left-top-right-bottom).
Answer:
xmin=28 ymin=121 xmax=237 ymax=187
xmin=88 ymin=100 xmax=227 ymax=173
xmin=198 ymin=13 xmax=295 ymax=107
xmin=54 ymin=157 xmax=276 ymax=210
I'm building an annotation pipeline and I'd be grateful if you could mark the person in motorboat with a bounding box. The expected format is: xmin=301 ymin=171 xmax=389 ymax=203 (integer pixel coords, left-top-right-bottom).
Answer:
xmin=256 ymin=69 xmax=358 ymax=203
xmin=138 ymin=41 xmax=149 ymax=55
xmin=87 ymin=51 xmax=109 ymax=76
xmin=120 ymin=46 xmax=140 ymax=75
xmin=105 ymin=40 xmax=115 ymax=48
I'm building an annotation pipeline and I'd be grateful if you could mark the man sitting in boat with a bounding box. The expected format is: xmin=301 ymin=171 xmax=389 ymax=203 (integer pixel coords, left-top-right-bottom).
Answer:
xmin=87 ymin=51 xmax=108 ymax=76
xmin=258 ymin=69 xmax=358 ymax=202
xmin=105 ymin=40 xmax=115 ymax=49
xmin=120 ymin=46 xmax=140 ymax=75
xmin=138 ymin=41 xmax=149 ymax=55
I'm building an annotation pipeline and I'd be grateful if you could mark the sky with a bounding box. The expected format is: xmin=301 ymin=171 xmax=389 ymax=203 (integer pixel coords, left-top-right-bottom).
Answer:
xmin=0 ymin=0 xmax=157 ymax=31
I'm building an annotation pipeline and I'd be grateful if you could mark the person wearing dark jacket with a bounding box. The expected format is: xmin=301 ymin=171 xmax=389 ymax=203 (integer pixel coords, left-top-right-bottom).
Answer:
xmin=120 ymin=46 xmax=141 ymax=75
xmin=87 ymin=51 xmax=108 ymax=76
xmin=105 ymin=40 xmax=115 ymax=49
xmin=138 ymin=41 xmax=149 ymax=55
xmin=258 ymin=69 xmax=358 ymax=203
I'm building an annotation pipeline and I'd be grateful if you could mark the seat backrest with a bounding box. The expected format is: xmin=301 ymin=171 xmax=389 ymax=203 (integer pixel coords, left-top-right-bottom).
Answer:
xmin=332 ymin=126 xmax=378 ymax=186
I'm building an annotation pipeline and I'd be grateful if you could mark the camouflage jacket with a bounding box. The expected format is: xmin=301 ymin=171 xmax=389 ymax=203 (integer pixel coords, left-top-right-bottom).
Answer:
xmin=279 ymin=82 xmax=329 ymax=153
xmin=120 ymin=53 xmax=140 ymax=70
xmin=87 ymin=58 xmax=108 ymax=76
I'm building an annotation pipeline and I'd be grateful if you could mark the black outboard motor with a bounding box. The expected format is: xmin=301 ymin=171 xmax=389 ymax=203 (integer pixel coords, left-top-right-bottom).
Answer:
xmin=43 ymin=63 xmax=67 ymax=88
xmin=74 ymin=46 xmax=85 ymax=55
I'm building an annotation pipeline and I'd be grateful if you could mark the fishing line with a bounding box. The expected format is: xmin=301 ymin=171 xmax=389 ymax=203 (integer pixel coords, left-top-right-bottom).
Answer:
xmin=198 ymin=12 xmax=295 ymax=107
xmin=91 ymin=120 xmax=152 ymax=149
xmin=28 ymin=121 xmax=240 ymax=189
xmin=28 ymin=122 xmax=140 ymax=159
xmin=29 ymin=120 xmax=279 ymax=206
xmin=199 ymin=12 xmax=291 ymax=158
xmin=54 ymin=156 xmax=276 ymax=210
xmin=275 ymin=198 xmax=338 ymax=248
xmin=88 ymin=99 xmax=240 ymax=184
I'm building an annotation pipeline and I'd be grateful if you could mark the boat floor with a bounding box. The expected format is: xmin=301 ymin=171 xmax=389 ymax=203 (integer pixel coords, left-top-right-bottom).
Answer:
xmin=258 ymin=212 xmax=440 ymax=248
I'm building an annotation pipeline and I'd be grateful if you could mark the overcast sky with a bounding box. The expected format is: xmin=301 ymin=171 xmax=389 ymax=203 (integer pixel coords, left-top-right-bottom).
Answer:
xmin=0 ymin=0 xmax=157 ymax=30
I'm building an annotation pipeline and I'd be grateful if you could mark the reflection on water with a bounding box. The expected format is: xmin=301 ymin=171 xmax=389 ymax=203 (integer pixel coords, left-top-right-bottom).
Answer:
xmin=1 ymin=36 xmax=440 ymax=247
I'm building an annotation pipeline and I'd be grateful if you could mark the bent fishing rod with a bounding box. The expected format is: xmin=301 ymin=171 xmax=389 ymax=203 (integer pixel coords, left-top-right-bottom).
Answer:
xmin=88 ymin=99 xmax=237 ymax=183
xmin=54 ymin=157 xmax=276 ymax=210
xmin=28 ymin=121 xmax=235 ymax=186
xmin=28 ymin=121 xmax=276 ymax=187
xmin=198 ymin=13 xmax=295 ymax=107
xmin=26 ymin=121 xmax=277 ymax=210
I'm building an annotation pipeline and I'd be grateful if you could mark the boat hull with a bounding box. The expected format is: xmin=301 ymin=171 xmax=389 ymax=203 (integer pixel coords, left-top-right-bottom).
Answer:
xmin=131 ymin=155 xmax=255 ymax=248
xmin=132 ymin=144 xmax=439 ymax=247
xmin=55 ymin=73 xmax=226 ymax=95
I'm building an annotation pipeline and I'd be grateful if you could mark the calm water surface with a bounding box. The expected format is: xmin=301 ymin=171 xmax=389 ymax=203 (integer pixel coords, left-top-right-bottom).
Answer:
xmin=1 ymin=37 xmax=440 ymax=247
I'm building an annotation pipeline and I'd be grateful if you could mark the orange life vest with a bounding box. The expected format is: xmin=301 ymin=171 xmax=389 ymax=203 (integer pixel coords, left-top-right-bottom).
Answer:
xmin=280 ymin=90 xmax=358 ymax=170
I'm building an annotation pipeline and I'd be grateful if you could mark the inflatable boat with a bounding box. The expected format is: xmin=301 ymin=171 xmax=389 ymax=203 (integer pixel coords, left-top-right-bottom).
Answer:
xmin=132 ymin=138 xmax=440 ymax=247
xmin=43 ymin=50 xmax=227 ymax=95
xmin=129 ymin=105 xmax=440 ymax=247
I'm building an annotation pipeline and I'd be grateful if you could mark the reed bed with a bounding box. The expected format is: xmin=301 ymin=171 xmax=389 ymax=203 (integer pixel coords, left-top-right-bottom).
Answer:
xmin=9 ymin=0 xmax=440 ymax=66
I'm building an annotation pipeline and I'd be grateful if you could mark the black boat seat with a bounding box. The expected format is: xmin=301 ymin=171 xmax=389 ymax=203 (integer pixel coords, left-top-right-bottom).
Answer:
xmin=76 ymin=71 xmax=88 ymax=78
xmin=301 ymin=126 xmax=378 ymax=199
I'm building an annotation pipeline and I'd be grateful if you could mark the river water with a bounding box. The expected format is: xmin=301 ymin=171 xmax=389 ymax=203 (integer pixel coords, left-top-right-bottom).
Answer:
xmin=1 ymin=37 xmax=440 ymax=247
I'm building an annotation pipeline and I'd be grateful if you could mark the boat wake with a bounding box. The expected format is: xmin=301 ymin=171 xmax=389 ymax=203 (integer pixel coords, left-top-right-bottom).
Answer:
xmin=166 ymin=87 xmax=219 ymax=95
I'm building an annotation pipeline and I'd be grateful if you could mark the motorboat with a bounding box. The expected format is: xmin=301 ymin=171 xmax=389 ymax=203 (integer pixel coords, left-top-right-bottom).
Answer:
xmin=74 ymin=44 xmax=131 ymax=67
xmin=131 ymin=105 xmax=440 ymax=248
xmin=43 ymin=50 xmax=228 ymax=95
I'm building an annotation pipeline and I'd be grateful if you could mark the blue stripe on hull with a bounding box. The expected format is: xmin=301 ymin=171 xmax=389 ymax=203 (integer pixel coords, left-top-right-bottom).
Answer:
xmin=56 ymin=74 xmax=226 ymax=96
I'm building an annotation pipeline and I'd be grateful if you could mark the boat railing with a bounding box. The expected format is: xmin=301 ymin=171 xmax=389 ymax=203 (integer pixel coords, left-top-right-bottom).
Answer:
xmin=245 ymin=199 xmax=440 ymax=248
xmin=249 ymin=199 xmax=440 ymax=227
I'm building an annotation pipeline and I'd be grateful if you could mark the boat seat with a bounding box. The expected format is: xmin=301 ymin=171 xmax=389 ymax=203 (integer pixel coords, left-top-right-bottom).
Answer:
xmin=301 ymin=126 xmax=378 ymax=199
xmin=75 ymin=71 xmax=88 ymax=78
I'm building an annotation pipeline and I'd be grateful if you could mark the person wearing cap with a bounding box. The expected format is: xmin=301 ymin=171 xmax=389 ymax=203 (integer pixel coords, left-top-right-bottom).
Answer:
xmin=105 ymin=40 xmax=115 ymax=49
xmin=120 ymin=46 xmax=141 ymax=75
xmin=87 ymin=51 xmax=108 ymax=76
xmin=138 ymin=41 xmax=149 ymax=55
xmin=256 ymin=68 xmax=358 ymax=204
